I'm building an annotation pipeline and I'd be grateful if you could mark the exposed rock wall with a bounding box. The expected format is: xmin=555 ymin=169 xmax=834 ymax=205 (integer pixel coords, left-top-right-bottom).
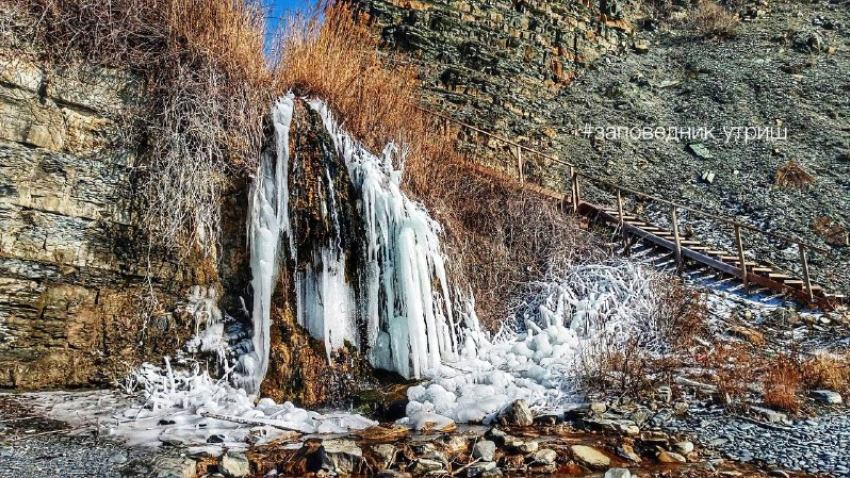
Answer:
xmin=0 ymin=49 xmax=204 ymax=388
xmin=352 ymin=0 xmax=632 ymax=154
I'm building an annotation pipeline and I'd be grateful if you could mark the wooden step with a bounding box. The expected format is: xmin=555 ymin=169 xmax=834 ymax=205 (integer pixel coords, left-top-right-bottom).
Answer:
xmin=720 ymin=256 xmax=757 ymax=266
xmin=751 ymin=267 xmax=773 ymax=273
xmin=706 ymin=250 xmax=727 ymax=256
xmin=768 ymin=273 xmax=793 ymax=279
xmin=679 ymin=240 xmax=702 ymax=245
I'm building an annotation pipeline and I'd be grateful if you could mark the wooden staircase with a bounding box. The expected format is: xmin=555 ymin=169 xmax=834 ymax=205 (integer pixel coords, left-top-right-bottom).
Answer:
xmin=421 ymin=107 xmax=848 ymax=310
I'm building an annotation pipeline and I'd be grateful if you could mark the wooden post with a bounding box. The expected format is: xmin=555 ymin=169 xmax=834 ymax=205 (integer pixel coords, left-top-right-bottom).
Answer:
xmin=734 ymin=225 xmax=749 ymax=293
xmin=517 ymin=145 xmax=524 ymax=184
xmin=799 ymin=243 xmax=813 ymax=301
xmin=671 ymin=205 xmax=683 ymax=273
xmin=571 ymin=169 xmax=580 ymax=214
xmin=616 ymin=188 xmax=625 ymax=230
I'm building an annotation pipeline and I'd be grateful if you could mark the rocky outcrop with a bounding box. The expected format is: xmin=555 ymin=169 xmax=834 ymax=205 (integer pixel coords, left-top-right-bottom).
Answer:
xmin=0 ymin=48 xmax=206 ymax=388
xmin=352 ymin=0 xmax=632 ymax=157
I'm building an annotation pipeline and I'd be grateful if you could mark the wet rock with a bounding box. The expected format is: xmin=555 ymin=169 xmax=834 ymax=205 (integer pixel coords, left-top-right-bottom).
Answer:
xmin=371 ymin=444 xmax=396 ymax=469
xmin=473 ymin=440 xmax=497 ymax=461
xmin=616 ymin=444 xmax=642 ymax=463
xmin=811 ymin=390 xmax=842 ymax=404
xmin=571 ymin=445 xmax=611 ymax=469
xmin=532 ymin=448 xmax=558 ymax=465
xmin=605 ymin=468 xmax=632 ymax=478
xmin=408 ymin=458 xmax=444 ymax=474
xmin=657 ymin=448 xmax=687 ymax=463
xmin=466 ymin=461 xmax=497 ymax=477
xmin=221 ymin=451 xmax=251 ymax=478
xmin=498 ymin=399 xmax=534 ymax=426
xmin=503 ymin=436 xmax=538 ymax=454
xmin=321 ymin=439 xmax=363 ymax=475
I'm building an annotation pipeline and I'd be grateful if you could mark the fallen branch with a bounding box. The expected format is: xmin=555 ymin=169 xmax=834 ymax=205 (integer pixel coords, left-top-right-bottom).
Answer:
xmin=199 ymin=412 xmax=306 ymax=433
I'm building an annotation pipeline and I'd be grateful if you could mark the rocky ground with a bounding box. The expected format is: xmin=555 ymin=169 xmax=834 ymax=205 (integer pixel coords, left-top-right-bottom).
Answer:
xmin=540 ymin=0 xmax=850 ymax=294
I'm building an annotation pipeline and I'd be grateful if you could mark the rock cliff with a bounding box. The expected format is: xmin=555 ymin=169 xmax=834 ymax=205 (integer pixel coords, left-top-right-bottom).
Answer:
xmin=0 ymin=48 xmax=209 ymax=388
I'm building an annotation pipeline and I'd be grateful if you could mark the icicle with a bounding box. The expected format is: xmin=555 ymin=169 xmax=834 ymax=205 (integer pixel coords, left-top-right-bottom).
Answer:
xmin=245 ymin=94 xmax=295 ymax=394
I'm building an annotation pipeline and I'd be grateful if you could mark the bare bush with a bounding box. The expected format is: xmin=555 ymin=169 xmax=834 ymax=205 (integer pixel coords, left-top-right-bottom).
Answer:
xmin=774 ymin=160 xmax=816 ymax=189
xmin=689 ymin=0 xmax=739 ymax=38
xmin=5 ymin=0 xmax=270 ymax=255
xmin=764 ymin=354 xmax=803 ymax=412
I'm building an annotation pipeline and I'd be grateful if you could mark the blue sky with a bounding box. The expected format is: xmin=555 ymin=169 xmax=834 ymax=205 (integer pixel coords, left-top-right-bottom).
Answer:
xmin=263 ymin=0 xmax=316 ymax=43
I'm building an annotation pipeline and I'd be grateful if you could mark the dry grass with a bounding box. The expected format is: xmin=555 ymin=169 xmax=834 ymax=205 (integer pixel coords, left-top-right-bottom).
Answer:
xmin=774 ymin=160 xmax=816 ymax=189
xmin=800 ymin=353 xmax=850 ymax=395
xmin=689 ymin=0 xmax=739 ymax=38
xmin=763 ymin=354 xmax=803 ymax=412
xmin=4 ymin=0 xmax=272 ymax=255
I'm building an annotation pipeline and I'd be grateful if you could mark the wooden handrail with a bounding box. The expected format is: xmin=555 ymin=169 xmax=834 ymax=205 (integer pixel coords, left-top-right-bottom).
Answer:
xmin=421 ymin=106 xmax=830 ymax=254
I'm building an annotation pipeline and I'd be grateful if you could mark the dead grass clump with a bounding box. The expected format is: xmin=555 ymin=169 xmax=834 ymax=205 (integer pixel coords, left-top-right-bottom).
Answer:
xmin=774 ymin=160 xmax=816 ymax=189
xmin=5 ymin=0 xmax=271 ymax=254
xmin=763 ymin=354 xmax=803 ymax=412
xmin=800 ymin=353 xmax=850 ymax=394
xmin=689 ymin=0 xmax=739 ymax=38
xmin=271 ymin=2 xmax=447 ymax=189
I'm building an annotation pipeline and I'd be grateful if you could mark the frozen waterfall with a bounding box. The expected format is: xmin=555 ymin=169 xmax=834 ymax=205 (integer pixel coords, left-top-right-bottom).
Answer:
xmin=245 ymin=96 xmax=470 ymax=393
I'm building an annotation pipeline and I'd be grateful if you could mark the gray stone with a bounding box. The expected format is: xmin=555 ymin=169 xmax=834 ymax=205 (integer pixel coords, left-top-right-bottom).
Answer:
xmin=686 ymin=143 xmax=713 ymax=160
xmin=321 ymin=439 xmax=363 ymax=475
xmin=811 ymin=390 xmax=842 ymax=405
xmin=655 ymin=385 xmax=672 ymax=403
xmin=466 ymin=461 xmax=497 ymax=477
xmin=604 ymin=468 xmax=631 ymax=478
xmin=751 ymin=406 xmax=788 ymax=423
xmin=372 ymin=444 xmax=396 ymax=469
xmin=472 ymin=440 xmax=497 ymax=461
xmin=503 ymin=436 xmax=538 ymax=454
xmin=532 ymin=448 xmax=558 ymax=465
xmin=409 ymin=458 xmax=444 ymax=474
xmin=221 ymin=451 xmax=251 ymax=478
xmin=154 ymin=457 xmax=197 ymax=478
xmin=673 ymin=441 xmax=694 ymax=455
xmin=570 ymin=445 xmax=611 ymax=469
xmin=590 ymin=402 xmax=607 ymax=413
xmin=616 ymin=444 xmax=642 ymax=463
xmin=702 ymin=170 xmax=716 ymax=184
xmin=498 ymin=399 xmax=534 ymax=426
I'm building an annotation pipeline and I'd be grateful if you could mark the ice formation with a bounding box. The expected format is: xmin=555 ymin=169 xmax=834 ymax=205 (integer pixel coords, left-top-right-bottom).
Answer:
xmin=245 ymin=94 xmax=296 ymax=393
xmin=30 ymin=364 xmax=376 ymax=449
xmin=245 ymin=96 xmax=467 ymax=392
xmin=402 ymin=262 xmax=668 ymax=425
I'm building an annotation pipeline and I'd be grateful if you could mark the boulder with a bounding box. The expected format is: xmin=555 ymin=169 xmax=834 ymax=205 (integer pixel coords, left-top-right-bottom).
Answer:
xmin=371 ymin=444 xmax=396 ymax=469
xmin=532 ymin=448 xmax=558 ymax=465
xmin=473 ymin=440 xmax=497 ymax=462
xmin=570 ymin=445 xmax=611 ymax=469
xmin=656 ymin=448 xmax=687 ymax=463
xmin=498 ymin=399 xmax=534 ymax=426
xmin=321 ymin=439 xmax=363 ymax=475
xmin=154 ymin=457 xmax=197 ymax=478
xmin=673 ymin=441 xmax=694 ymax=455
xmin=221 ymin=451 xmax=250 ymax=478
xmin=811 ymin=390 xmax=842 ymax=405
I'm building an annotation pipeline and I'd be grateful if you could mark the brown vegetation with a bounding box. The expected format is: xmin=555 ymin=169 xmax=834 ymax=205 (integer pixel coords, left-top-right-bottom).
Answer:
xmin=763 ymin=354 xmax=803 ymax=412
xmin=689 ymin=0 xmax=739 ymax=38
xmin=774 ymin=160 xmax=816 ymax=189
xmin=3 ymin=0 xmax=271 ymax=254
xmin=800 ymin=353 xmax=850 ymax=395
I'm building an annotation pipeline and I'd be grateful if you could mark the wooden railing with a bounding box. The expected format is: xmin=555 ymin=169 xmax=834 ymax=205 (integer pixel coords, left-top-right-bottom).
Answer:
xmin=421 ymin=107 xmax=839 ymax=302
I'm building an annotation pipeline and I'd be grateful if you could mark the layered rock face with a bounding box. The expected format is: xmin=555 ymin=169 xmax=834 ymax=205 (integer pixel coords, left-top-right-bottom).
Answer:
xmin=353 ymin=0 xmax=632 ymax=153
xmin=0 ymin=49 xmax=202 ymax=388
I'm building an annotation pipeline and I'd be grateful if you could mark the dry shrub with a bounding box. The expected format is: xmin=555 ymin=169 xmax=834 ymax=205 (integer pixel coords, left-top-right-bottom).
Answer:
xmin=271 ymin=1 xmax=447 ymax=190
xmin=800 ymin=353 xmax=850 ymax=394
xmin=774 ymin=160 xmax=816 ymax=189
xmin=763 ymin=354 xmax=802 ymax=412
xmin=582 ymin=280 xmax=708 ymax=396
xmin=5 ymin=0 xmax=271 ymax=254
xmin=699 ymin=342 xmax=761 ymax=407
xmin=689 ymin=0 xmax=739 ymax=38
